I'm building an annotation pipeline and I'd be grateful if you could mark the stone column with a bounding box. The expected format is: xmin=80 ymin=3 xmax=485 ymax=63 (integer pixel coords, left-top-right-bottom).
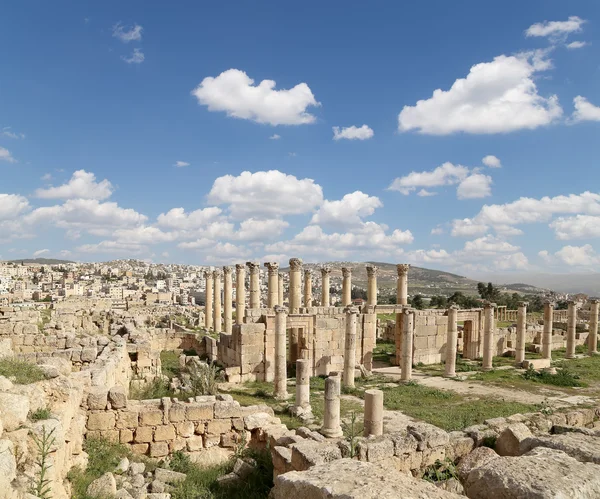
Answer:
xmin=542 ymin=300 xmax=554 ymax=359
xmin=264 ymin=262 xmax=279 ymax=309
xmin=366 ymin=265 xmax=378 ymax=306
xmin=363 ymin=389 xmax=383 ymax=437
xmin=274 ymin=306 xmax=288 ymax=400
xmin=342 ymin=267 xmax=352 ymax=306
xmin=343 ymin=306 xmax=358 ymax=389
xmin=295 ymin=358 xmax=311 ymax=409
xmin=515 ymin=301 xmax=528 ymax=365
xmin=288 ymin=258 xmax=302 ymax=365
xmin=321 ymin=266 xmax=331 ymax=307
xmin=482 ymin=302 xmax=496 ymax=371
xmin=235 ymin=264 xmax=246 ymax=325
xmin=566 ymin=300 xmax=577 ymax=359
xmin=212 ymin=269 xmax=222 ymax=332
xmin=204 ymin=270 xmax=214 ymax=330
xmin=223 ymin=266 xmax=232 ymax=334
xmin=396 ymin=264 xmax=410 ymax=305
xmin=303 ymin=269 xmax=312 ymax=308
xmin=589 ymin=299 xmax=599 ymax=354
xmin=444 ymin=305 xmax=458 ymax=378
xmin=401 ymin=309 xmax=414 ymax=382
xmin=278 ymin=273 xmax=284 ymax=307
xmin=320 ymin=374 xmax=343 ymax=438
xmin=246 ymin=262 xmax=260 ymax=309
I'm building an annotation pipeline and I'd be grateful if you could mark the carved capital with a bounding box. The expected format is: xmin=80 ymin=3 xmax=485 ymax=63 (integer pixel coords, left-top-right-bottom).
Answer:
xmin=263 ymin=262 xmax=279 ymax=273
xmin=278 ymin=272 xmax=285 ymax=279
xmin=544 ymin=299 xmax=554 ymax=307
xmin=274 ymin=305 xmax=288 ymax=315
xmin=518 ymin=301 xmax=529 ymax=308
xmin=344 ymin=306 xmax=360 ymax=315
xmin=590 ymin=299 xmax=599 ymax=305
xmin=203 ymin=271 xmax=213 ymax=280
xmin=289 ymin=258 xmax=303 ymax=271
xmin=320 ymin=266 xmax=331 ymax=276
xmin=341 ymin=267 xmax=352 ymax=278
xmin=235 ymin=263 xmax=246 ymax=272
xmin=246 ymin=262 xmax=260 ymax=275
xmin=304 ymin=269 xmax=312 ymax=279
xmin=396 ymin=264 xmax=410 ymax=277
xmin=222 ymin=266 xmax=232 ymax=276
xmin=484 ymin=301 xmax=496 ymax=309
xmin=212 ymin=269 xmax=222 ymax=279
xmin=366 ymin=265 xmax=378 ymax=277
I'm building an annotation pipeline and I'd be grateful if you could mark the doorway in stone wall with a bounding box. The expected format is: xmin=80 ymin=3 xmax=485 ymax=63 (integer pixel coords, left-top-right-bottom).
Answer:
xmin=463 ymin=320 xmax=474 ymax=359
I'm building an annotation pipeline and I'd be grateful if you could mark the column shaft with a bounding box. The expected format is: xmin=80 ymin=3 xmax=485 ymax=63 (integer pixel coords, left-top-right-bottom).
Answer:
xmin=213 ymin=270 xmax=222 ymax=332
xmin=343 ymin=307 xmax=358 ymax=388
xmin=401 ymin=310 xmax=414 ymax=381
xmin=264 ymin=262 xmax=279 ymax=308
xmin=342 ymin=267 xmax=352 ymax=306
xmin=444 ymin=306 xmax=458 ymax=377
xmin=278 ymin=273 xmax=284 ymax=307
xmin=303 ymin=270 xmax=312 ymax=308
xmin=366 ymin=265 xmax=378 ymax=306
xmin=363 ymin=389 xmax=383 ymax=437
xmin=589 ymin=300 xmax=599 ymax=354
xmin=482 ymin=303 xmax=495 ymax=371
xmin=223 ymin=267 xmax=232 ymax=334
xmin=235 ymin=264 xmax=246 ymax=325
xmin=295 ymin=358 xmax=311 ymax=409
xmin=320 ymin=375 xmax=343 ymax=438
xmin=396 ymin=264 xmax=410 ymax=305
xmin=288 ymin=258 xmax=303 ymax=365
xmin=566 ymin=301 xmax=577 ymax=359
xmin=321 ymin=267 xmax=331 ymax=306
xmin=542 ymin=301 xmax=553 ymax=359
xmin=246 ymin=262 xmax=260 ymax=309
xmin=515 ymin=302 xmax=528 ymax=365
xmin=274 ymin=306 xmax=288 ymax=399
xmin=204 ymin=271 xmax=213 ymax=330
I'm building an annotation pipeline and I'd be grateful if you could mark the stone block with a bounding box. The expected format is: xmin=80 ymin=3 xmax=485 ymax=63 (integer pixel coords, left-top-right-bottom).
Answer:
xmin=169 ymin=405 xmax=186 ymax=422
xmin=207 ymin=419 xmax=232 ymax=435
xmin=214 ymin=401 xmax=241 ymax=419
xmin=87 ymin=389 xmax=108 ymax=410
xmin=87 ymin=411 xmax=116 ymax=431
xmin=120 ymin=429 xmax=134 ymax=443
xmin=154 ymin=425 xmax=176 ymax=442
xmin=116 ymin=410 xmax=139 ymax=429
xmin=186 ymin=403 xmax=214 ymax=421
xmin=186 ymin=435 xmax=204 ymax=451
xmin=134 ymin=427 xmax=153 ymax=443
xmin=108 ymin=386 xmax=128 ymax=409
xmin=522 ymin=358 xmax=551 ymax=370
xmin=140 ymin=410 xmax=163 ymax=426
xmin=290 ymin=441 xmax=342 ymax=471
xmin=169 ymin=439 xmax=187 ymax=453
xmin=176 ymin=422 xmax=195 ymax=438
xmin=149 ymin=442 xmax=169 ymax=458
xmin=496 ymin=423 xmax=533 ymax=457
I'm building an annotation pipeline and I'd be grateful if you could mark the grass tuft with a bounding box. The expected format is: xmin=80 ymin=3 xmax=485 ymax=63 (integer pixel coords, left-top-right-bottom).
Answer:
xmin=31 ymin=407 xmax=52 ymax=421
xmin=0 ymin=358 xmax=47 ymax=384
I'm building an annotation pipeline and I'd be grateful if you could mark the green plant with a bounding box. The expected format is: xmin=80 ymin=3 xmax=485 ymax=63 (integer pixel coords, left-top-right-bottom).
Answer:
xmin=186 ymin=361 xmax=224 ymax=396
xmin=31 ymin=407 xmax=52 ymax=421
xmin=31 ymin=426 xmax=56 ymax=499
xmin=0 ymin=358 xmax=47 ymax=384
xmin=422 ymin=458 xmax=458 ymax=483
xmin=341 ymin=410 xmax=362 ymax=458
xmin=481 ymin=435 xmax=497 ymax=449
xmin=129 ymin=378 xmax=178 ymax=400
xmin=522 ymin=365 xmax=585 ymax=387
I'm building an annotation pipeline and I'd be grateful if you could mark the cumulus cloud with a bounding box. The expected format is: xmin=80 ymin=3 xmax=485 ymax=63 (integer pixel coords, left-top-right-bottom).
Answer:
xmin=33 ymin=249 xmax=49 ymax=257
xmin=112 ymin=226 xmax=178 ymax=245
xmin=174 ymin=161 xmax=190 ymax=167
xmin=236 ymin=218 xmax=289 ymax=241
xmin=77 ymin=240 xmax=147 ymax=255
xmin=122 ymin=48 xmax=144 ymax=64
xmin=2 ymin=127 xmax=25 ymax=140
xmin=388 ymin=162 xmax=469 ymax=195
xmin=398 ymin=53 xmax=562 ymax=135
xmin=157 ymin=207 xmax=223 ymax=230
xmin=0 ymin=194 xmax=29 ymax=220
xmin=482 ymin=155 xmax=501 ymax=168
xmin=566 ymin=41 xmax=588 ymax=50
xmin=555 ymin=244 xmax=600 ymax=266
xmin=35 ymin=170 xmax=114 ymax=200
xmin=494 ymin=252 xmax=529 ymax=270
xmin=571 ymin=96 xmax=600 ymax=123
xmin=550 ymin=215 xmax=600 ymax=240
xmin=310 ymin=191 xmax=382 ymax=229
xmin=269 ymin=134 xmax=281 ymax=140
xmin=0 ymin=146 xmax=16 ymax=163
xmin=112 ymin=23 xmax=143 ymax=42
xmin=451 ymin=219 xmax=489 ymax=237
xmin=456 ymin=173 xmax=492 ymax=199
xmin=463 ymin=235 xmax=520 ymax=255
xmin=417 ymin=189 xmax=437 ymax=197
xmin=525 ymin=16 xmax=585 ymax=39
xmin=191 ymin=69 xmax=320 ymax=126
xmin=332 ymin=125 xmax=374 ymax=141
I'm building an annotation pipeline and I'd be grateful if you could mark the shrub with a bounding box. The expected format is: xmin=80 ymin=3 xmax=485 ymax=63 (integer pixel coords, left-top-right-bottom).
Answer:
xmin=129 ymin=378 xmax=177 ymax=400
xmin=522 ymin=365 xmax=585 ymax=387
xmin=31 ymin=407 xmax=52 ymax=421
xmin=0 ymin=358 xmax=46 ymax=384
xmin=186 ymin=361 xmax=224 ymax=396
xmin=422 ymin=458 xmax=458 ymax=483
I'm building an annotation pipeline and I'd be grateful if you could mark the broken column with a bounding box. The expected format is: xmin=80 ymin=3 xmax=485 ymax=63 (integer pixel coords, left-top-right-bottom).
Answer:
xmin=278 ymin=272 xmax=284 ymax=307
xmin=223 ymin=266 xmax=233 ymax=334
xmin=321 ymin=374 xmax=343 ymax=438
xmin=264 ymin=262 xmax=279 ymax=308
xmin=321 ymin=266 xmax=331 ymax=307
xmin=342 ymin=267 xmax=352 ymax=306
xmin=295 ymin=358 xmax=311 ymax=410
xmin=482 ymin=302 xmax=496 ymax=371
xmin=515 ymin=301 xmax=528 ymax=365
xmin=401 ymin=308 xmax=414 ymax=382
xmin=235 ymin=264 xmax=246 ymax=325
xmin=246 ymin=262 xmax=260 ymax=309
xmin=566 ymin=300 xmax=577 ymax=359
xmin=363 ymin=389 xmax=383 ymax=437
xmin=304 ymin=269 xmax=312 ymax=308
xmin=589 ymin=299 xmax=599 ymax=354
xmin=213 ymin=269 xmax=222 ymax=332
xmin=444 ymin=305 xmax=458 ymax=378
xmin=343 ymin=306 xmax=358 ymax=389
xmin=366 ymin=265 xmax=378 ymax=306
xmin=289 ymin=258 xmax=303 ymax=364
xmin=542 ymin=300 xmax=554 ymax=359
xmin=204 ymin=270 xmax=213 ymax=330
xmin=274 ymin=305 xmax=288 ymax=400
xmin=396 ymin=264 xmax=410 ymax=305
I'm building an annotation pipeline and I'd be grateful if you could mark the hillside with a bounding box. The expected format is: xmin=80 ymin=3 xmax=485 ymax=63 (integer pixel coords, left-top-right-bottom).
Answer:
xmin=4 ymin=258 xmax=75 ymax=265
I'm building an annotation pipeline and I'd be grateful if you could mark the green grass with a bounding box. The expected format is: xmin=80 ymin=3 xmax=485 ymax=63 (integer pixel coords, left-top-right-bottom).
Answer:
xmin=373 ymin=340 xmax=394 ymax=366
xmin=30 ymin=407 xmax=52 ymax=421
xmin=522 ymin=366 xmax=585 ymax=387
xmin=129 ymin=378 xmax=181 ymax=400
xmin=161 ymin=351 xmax=181 ymax=378
xmin=0 ymin=358 xmax=47 ymax=384
xmin=377 ymin=313 xmax=396 ymax=322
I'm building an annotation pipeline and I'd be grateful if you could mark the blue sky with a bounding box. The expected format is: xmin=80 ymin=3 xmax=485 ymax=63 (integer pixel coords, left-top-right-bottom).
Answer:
xmin=1 ymin=1 xmax=600 ymax=277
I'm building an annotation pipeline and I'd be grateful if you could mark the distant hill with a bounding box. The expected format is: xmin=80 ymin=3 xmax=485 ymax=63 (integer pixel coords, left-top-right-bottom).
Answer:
xmin=4 ymin=258 xmax=75 ymax=265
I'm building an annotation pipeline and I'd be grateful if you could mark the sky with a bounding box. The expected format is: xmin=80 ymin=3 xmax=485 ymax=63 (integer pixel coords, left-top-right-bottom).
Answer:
xmin=1 ymin=1 xmax=600 ymax=279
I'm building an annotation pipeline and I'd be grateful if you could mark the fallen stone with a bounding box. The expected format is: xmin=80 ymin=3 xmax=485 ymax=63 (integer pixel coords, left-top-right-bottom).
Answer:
xmin=154 ymin=467 xmax=187 ymax=484
xmin=115 ymin=489 xmax=134 ymax=499
xmin=87 ymin=472 xmax=117 ymax=498
xmin=244 ymin=412 xmax=274 ymax=430
xmin=216 ymin=472 xmax=240 ymax=487
xmin=108 ymin=386 xmax=128 ymax=409
xmin=456 ymin=447 xmax=499 ymax=481
xmin=150 ymin=480 xmax=166 ymax=493
xmin=434 ymin=478 xmax=464 ymax=495
xmin=0 ymin=393 xmax=29 ymax=431
xmin=37 ymin=364 xmax=60 ymax=378
xmin=0 ymin=440 xmax=17 ymax=491
xmin=128 ymin=462 xmax=145 ymax=475
xmin=495 ymin=423 xmax=532 ymax=456
xmin=233 ymin=458 xmax=255 ymax=479
xmin=115 ymin=457 xmax=130 ymax=474
xmin=87 ymin=388 xmax=108 ymax=410
xmin=521 ymin=432 xmax=600 ymax=464
xmin=290 ymin=440 xmax=342 ymax=471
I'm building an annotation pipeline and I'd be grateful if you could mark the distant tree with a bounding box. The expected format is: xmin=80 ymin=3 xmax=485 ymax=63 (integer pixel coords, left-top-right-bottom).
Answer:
xmin=429 ymin=295 xmax=447 ymax=309
xmin=556 ymin=300 xmax=569 ymax=310
xmin=411 ymin=294 xmax=424 ymax=310
xmin=387 ymin=296 xmax=397 ymax=305
xmin=351 ymin=288 xmax=367 ymax=300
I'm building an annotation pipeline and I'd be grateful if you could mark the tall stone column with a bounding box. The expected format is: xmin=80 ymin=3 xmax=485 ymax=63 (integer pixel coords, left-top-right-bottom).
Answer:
xmin=444 ymin=305 xmax=458 ymax=378
xmin=303 ymin=269 xmax=312 ymax=308
xmin=341 ymin=267 xmax=352 ymax=306
xmin=363 ymin=389 xmax=383 ymax=437
xmin=235 ymin=264 xmax=246 ymax=325
xmin=223 ymin=266 xmax=233 ymax=334
xmin=566 ymin=300 xmax=577 ymax=359
xmin=396 ymin=264 xmax=410 ymax=305
xmin=278 ymin=273 xmax=284 ymax=307
xmin=589 ymin=299 xmax=599 ymax=354
xmin=482 ymin=302 xmax=496 ymax=371
xmin=401 ymin=309 xmax=414 ymax=382
xmin=274 ymin=306 xmax=288 ymax=400
xmin=246 ymin=262 xmax=260 ymax=309
xmin=289 ymin=258 xmax=303 ymax=365
xmin=320 ymin=374 xmax=343 ymax=438
xmin=212 ymin=269 xmax=222 ymax=332
xmin=295 ymin=358 xmax=311 ymax=409
xmin=264 ymin=262 xmax=279 ymax=308
xmin=204 ymin=270 xmax=213 ymax=330
xmin=321 ymin=266 xmax=331 ymax=307
xmin=366 ymin=265 xmax=378 ymax=306
xmin=515 ymin=301 xmax=528 ymax=365
xmin=343 ymin=306 xmax=358 ymax=388
xmin=542 ymin=300 xmax=554 ymax=359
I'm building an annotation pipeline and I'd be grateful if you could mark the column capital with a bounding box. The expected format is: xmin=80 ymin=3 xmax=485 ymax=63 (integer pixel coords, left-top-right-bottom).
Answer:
xmin=341 ymin=267 xmax=352 ymax=278
xmin=235 ymin=263 xmax=245 ymax=272
xmin=518 ymin=301 xmax=529 ymax=308
xmin=203 ymin=270 xmax=213 ymax=280
xmin=544 ymin=299 xmax=555 ymax=307
xmin=396 ymin=264 xmax=410 ymax=276
xmin=289 ymin=258 xmax=303 ymax=271
xmin=222 ymin=266 xmax=232 ymax=276
xmin=590 ymin=299 xmax=600 ymax=305
xmin=304 ymin=269 xmax=312 ymax=279
xmin=448 ymin=304 xmax=459 ymax=311
xmin=246 ymin=261 xmax=260 ymax=275
xmin=274 ymin=305 xmax=288 ymax=315
xmin=344 ymin=306 xmax=360 ymax=315
xmin=263 ymin=262 xmax=279 ymax=273
xmin=483 ymin=301 xmax=497 ymax=309
xmin=212 ymin=269 xmax=222 ymax=278
xmin=366 ymin=265 xmax=378 ymax=277
xmin=321 ymin=266 xmax=331 ymax=276
xmin=567 ymin=299 xmax=578 ymax=306
xmin=278 ymin=272 xmax=285 ymax=279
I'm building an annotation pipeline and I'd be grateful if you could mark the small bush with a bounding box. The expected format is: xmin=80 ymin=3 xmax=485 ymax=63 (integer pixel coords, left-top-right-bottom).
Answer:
xmin=129 ymin=378 xmax=177 ymax=400
xmin=31 ymin=407 xmax=52 ymax=421
xmin=186 ymin=361 xmax=224 ymax=396
xmin=0 ymin=358 xmax=46 ymax=384
xmin=522 ymin=365 xmax=586 ymax=387
xmin=422 ymin=458 xmax=458 ymax=483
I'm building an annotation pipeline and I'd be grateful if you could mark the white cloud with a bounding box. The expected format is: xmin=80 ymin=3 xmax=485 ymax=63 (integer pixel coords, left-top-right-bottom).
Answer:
xmin=451 ymin=218 xmax=489 ymax=237
xmin=112 ymin=226 xmax=178 ymax=245
xmin=566 ymin=41 xmax=588 ymax=50
xmin=417 ymin=189 xmax=437 ymax=197
xmin=332 ymin=125 xmax=374 ymax=141
xmin=571 ymin=96 xmax=600 ymax=123
xmin=2 ymin=127 xmax=25 ymax=139
xmin=0 ymin=194 xmax=29 ymax=220
xmin=77 ymin=240 xmax=146 ymax=255
xmin=525 ymin=16 xmax=585 ymax=39
xmin=430 ymin=226 xmax=444 ymax=235
xmin=236 ymin=218 xmax=289 ymax=241
xmin=41 ymin=173 xmax=52 ymax=181
xmin=550 ymin=215 xmax=600 ymax=240
xmin=398 ymin=53 xmax=562 ymax=135
xmin=463 ymin=235 xmax=519 ymax=255
xmin=538 ymin=250 xmax=554 ymax=264
xmin=388 ymin=162 xmax=469 ymax=195
xmin=122 ymin=48 xmax=144 ymax=64
xmin=0 ymin=147 xmax=16 ymax=163
xmin=33 ymin=249 xmax=49 ymax=257
xmin=191 ymin=69 xmax=320 ymax=126
xmin=35 ymin=170 xmax=114 ymax=200
xmin=456 ymin=173 xmax=492 ymax=199
xmin=482 ymin=155 xmax=501 ymax=168
xmin=555 ymin=244 xmax=600 ymax=266
xmin=269 ymin=134 xmax=281 ymax=140
xmin=112 ymin=23 xmax=143 ymax=42
xmin=208 ymin=170 xmax=323 ymax=218
xmin=310 ymin=191 xmax=382 ymax=229
xmin=494 ymin=252 xmax=529 ymax=270
xmin=174 ymin=161 xmax=190 ymax=168
xmin=157 ymin=207 xmax=223 ymax=230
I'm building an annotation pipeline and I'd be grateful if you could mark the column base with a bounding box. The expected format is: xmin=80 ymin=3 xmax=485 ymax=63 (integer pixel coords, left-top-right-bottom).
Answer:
xmin=274 ymin=392 xmax=291 ymax=401
xmin=319 ymin=426 xmax=343 ymax=438
xmin=443 ymin=372 xmax=456 ymax=378
xmin=481 ymin=366 xmax=493 ymax=372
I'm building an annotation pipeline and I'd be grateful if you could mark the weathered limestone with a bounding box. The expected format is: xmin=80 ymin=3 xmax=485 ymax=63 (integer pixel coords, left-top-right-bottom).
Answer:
xmin=482 ymin=302 xmax=496 ymax=371
xmin=204 ymin=270 xmax=213 ymax=330
xmin=366 ymin=265 xmax=378 ymax=306
xmin=542 ymin=300 xmax=553 ymax=359
xmin=274 ymin=306 xmax=288 ymax=400
xmin=303 ymin=270 xmax=312 ymax=308
xmin=246 ymin=262 xmax=261 ymax=309
xmin=264 ymin=262 xmax=280 ymax=309
xmin=515 ymin=301 xmax=528 ymax=365
xmin=295 ymin=358 xmax=311 ymax=410
xmin=343 ymin=306 xmax=358 ymax=389
xmin=289 ymin=258 xmax=303 ymax=365
xmin=235 ymin=264 xmax=246 ymax=325
xmin=223 ymin=266 xmax=232 ymax=334
xmin=321 ymin=374 xmax=343 ymax=438
xmin=213 ymin=269 xmax=222 ymax=333
xmin=444 ymin=305 xmax=458 ymax=378
xmin=589 ymin=299 xmax=598 ymax=354
xmin=278 ymin=273 xmax=284 ymax=307
xmin=396 ymin=264 xmax=410 ymax=305
xmin=341 ymin=267 xmax=352 ymax=307
xmin=363 ymin=389 xmax=383 ymax=437
xmin=401 ymin=308 xmax=414 ymax=382
xmin=321 ymin=266 xmax=331 ymax=307
xmin=566 ymin=300 xmax=577 ymax=359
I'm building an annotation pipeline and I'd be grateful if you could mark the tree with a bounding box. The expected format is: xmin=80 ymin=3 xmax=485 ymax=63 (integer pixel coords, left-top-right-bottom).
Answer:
xmin=429 ymin=295 xmax=447 ymax=309
xmin=411 ymin=294 xmax=424 ymax=310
